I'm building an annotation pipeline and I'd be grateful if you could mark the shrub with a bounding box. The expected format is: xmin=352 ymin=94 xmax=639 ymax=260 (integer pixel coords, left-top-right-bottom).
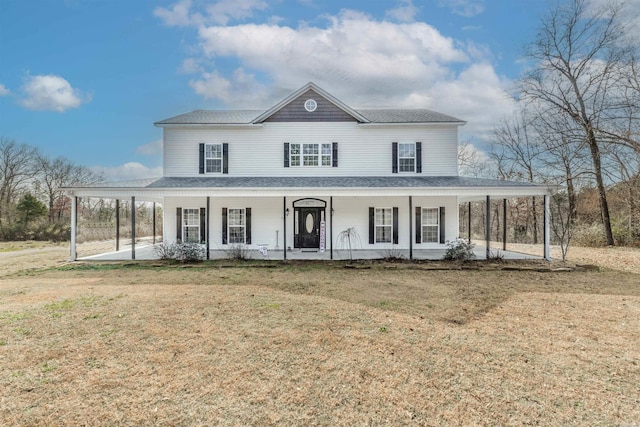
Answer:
xmin=380 ymin=247 xmax=406 ymax=262
xmin=443 ymin=239 xmax=476 ymax=261
xmin=572 ymin=223 xmax=607 ymax=247
xmin=154 ymin=242 xmax=205 ymax=263
xmin=226 ymin=244 xmax=252 ymax=260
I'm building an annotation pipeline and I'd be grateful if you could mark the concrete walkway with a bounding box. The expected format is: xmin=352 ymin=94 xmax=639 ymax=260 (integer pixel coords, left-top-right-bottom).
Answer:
xmin=79 ymin=243 xmax=542 ymax=261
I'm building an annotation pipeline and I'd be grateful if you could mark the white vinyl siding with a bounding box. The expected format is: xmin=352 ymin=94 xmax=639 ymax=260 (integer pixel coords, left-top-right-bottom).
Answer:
xmin=183 ymin=208 xmax=200 ymax=243
xmin=228 ymin=208 xmax=245 ymax=244
xmin=163 ymin=123 xmax=458 ymax=177
xmin=375 ymin=208 xmax=392 ymax=243
xmin=205 ymin=143 xmax=222 ymax=173
xmin=421 ymin=208 xmax=439 ymax=243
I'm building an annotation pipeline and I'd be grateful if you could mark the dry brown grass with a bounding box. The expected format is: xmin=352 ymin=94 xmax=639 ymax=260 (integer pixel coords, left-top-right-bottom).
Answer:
xmin=1 ymin=259 xmax=639 ymax=426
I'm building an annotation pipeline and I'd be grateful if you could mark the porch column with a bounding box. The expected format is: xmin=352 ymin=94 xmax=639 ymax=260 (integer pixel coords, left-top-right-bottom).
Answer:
xmin=485 ymin=196 xmax=491 ymax=259
xmin=330 ymin=196 xmax=333 ymax=260
xmin=115 ymin=199 xmax=120 ymax=251
xmin=283 ymin=197 xmax=287 ymax=260
xmin=70 ymin=196 xmax=77 ymax=261
xmin=206 ymin=197 xmax=210 ymax=260
xmin=503 ymin=199 xmax=507 ymax=251
xmin=468 ymin=201 xmax=472 ymax=243
xmin=409 ymin=196 xmax=413 ymax=260
xmin=131 ymin=196 xmax=136 ymax=260
xmin=544 ymin=194 xmax=551 ymax=261
xmin=152 ymin=202 xmax=156 ymax=245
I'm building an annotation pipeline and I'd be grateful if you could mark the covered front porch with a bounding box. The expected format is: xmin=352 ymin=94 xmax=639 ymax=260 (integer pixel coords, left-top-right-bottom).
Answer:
xmin=65 ymin=176 xmax=554 ymax=262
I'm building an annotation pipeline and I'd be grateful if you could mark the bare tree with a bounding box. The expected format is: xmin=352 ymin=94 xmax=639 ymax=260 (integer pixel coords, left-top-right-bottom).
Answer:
xmin=0 ymin=138 xmax=36 ymax=234
xmin=490 ymin=111 xmax=543 ymax=242
xmin=34 ymin=153 xmax=102 ymax=222
xmin=520 ymin=0 xmax=635 ymax=245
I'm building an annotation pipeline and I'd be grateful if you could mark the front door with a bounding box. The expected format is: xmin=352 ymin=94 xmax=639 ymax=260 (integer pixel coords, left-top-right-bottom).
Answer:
xmin=297 ymin=207 xmax=322 ymax=249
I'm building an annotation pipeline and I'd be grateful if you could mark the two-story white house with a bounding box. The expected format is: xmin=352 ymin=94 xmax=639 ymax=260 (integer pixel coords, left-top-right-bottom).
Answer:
xmin=66 ymin=82 xmax=553 ymax=260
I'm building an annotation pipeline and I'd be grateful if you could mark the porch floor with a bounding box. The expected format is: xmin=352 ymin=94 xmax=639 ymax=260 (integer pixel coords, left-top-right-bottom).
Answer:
xmin=78 ymin=244 xmax=543 ymax=261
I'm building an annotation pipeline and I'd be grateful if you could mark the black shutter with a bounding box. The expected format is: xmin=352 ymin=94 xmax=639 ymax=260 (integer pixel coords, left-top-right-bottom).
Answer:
xmin=415 ymin=207 xmax=421 ymax=244
xmin=392 ymin=142 xmax=398 ymax=173
xmin=332 ymin=142 xmax=338 ymax=167
xmin=439 ymin=207 xmax=446 ymax=244
xmin=222 ymin=143 xmax=229 ymax=174
xmin=222 ymin=208 xmax=228 ymax=244
xmin=200 ymin=207 xmax=206 ymax=243
xmin=245 ymin=208 xmax=251 ymax=244
xmin=284 ymin=143 xmax=290 ymax=168
xmin=416 ymin=142 xmax=422 ymax=173
xmin=176 ymin=207 xmax=182 ymax=243
xmin=369 ymin=207 xmax=375 ymax=244
xmin=199 ymin=143 xmax=205 ymax=174
xmin=393 ymin=207 xmax=399 ymax=245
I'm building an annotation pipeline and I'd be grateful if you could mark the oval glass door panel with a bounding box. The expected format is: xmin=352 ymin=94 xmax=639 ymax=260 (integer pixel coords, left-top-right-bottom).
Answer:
xmin=305 ymin=212 xmax=315 ymax=233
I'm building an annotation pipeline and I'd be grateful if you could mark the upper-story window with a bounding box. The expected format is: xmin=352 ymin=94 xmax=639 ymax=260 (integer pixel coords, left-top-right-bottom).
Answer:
xmin=290 ymin=143 xmax=332 ymax=167
xmin=398 ymin=143 xmax=415 ymax=172
xmin=199 ymin=143 xmax=228 ymax=174
xmin=205 ymin=144 xmax=222 ymax=173
xmin=392 ymin=142 xmax=422 ymax=173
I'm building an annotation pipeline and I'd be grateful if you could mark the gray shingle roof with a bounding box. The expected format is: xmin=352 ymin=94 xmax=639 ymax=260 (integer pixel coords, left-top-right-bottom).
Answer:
xmin=357 ymin=109 xmax=463 ymax=123
xmin=155 ymin=110 xmax=263 ymax=125
xmin=154 ymin=108 xmax=464 ymax=125
xmin=107 ymin=176 xmax=546 ymax=189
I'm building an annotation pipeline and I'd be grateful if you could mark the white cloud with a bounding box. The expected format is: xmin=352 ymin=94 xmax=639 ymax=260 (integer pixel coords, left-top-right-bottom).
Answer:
xmin=136 ymin=139 xmax=163 ymax=156
xmin=154 ymin=0 xmax=199 ymax=27
xmin=386 ymin=0 xmax=419 ymax=23
xmin=91 ymin=162 xmax=162 ymax=181
xmin=154 ymin=0 xmax=268 ymax=27
xmin=157 ymin=3 xmax=515 ymax=140
xmin=0 ymin=83 xmax=10 ymax=96
xmin=206 ymin=0 xmax=268 ymax=25
xmin=19 ymin=75 xmax=89 ymax=112
xmin=438 ymin=0 xmax=484 ymax=17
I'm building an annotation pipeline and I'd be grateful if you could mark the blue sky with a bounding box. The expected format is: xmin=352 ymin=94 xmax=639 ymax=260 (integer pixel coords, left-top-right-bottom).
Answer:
xmin=0 ymin=0 xmax=556 ymax=180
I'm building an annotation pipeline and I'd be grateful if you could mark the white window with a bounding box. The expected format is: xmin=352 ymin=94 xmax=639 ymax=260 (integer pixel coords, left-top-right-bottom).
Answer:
xmin=205 ymin=143 xmax=222 ymax=173
xmin=290 ymin=143 xmax=331 ymax=167
xmin=375 ymin=208 xmax=392 ymax=243
xmin=421 ymin=208 xmax=439 ymax=243
xmin=228 ymin=208 xmax=245 ymax=244
xmin=183 ymin=208 xmax=200 ymax=243
xmin=290 ymin=143 xmax=301 ymax=167
xmin=398 ymin=143 xmax=416 ymax=172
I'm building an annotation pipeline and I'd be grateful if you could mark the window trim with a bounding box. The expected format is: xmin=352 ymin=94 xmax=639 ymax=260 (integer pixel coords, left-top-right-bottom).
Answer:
xmin=227 ymin=208 xmax=246 ymax=244
xmin=182 ymin=207 xmax=201 ymax=243
xmin=421 ymin=207 xmax=440 ymax=243
xmin=289 ymin=143 xmax=332 ymax=167
xmin=398 ymin=142 xmax=416 ymax=173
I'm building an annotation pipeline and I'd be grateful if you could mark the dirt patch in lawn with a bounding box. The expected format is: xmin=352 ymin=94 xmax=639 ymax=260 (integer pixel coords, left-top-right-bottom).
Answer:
xmin=1 ymin=262 xmax=639 ymax=426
